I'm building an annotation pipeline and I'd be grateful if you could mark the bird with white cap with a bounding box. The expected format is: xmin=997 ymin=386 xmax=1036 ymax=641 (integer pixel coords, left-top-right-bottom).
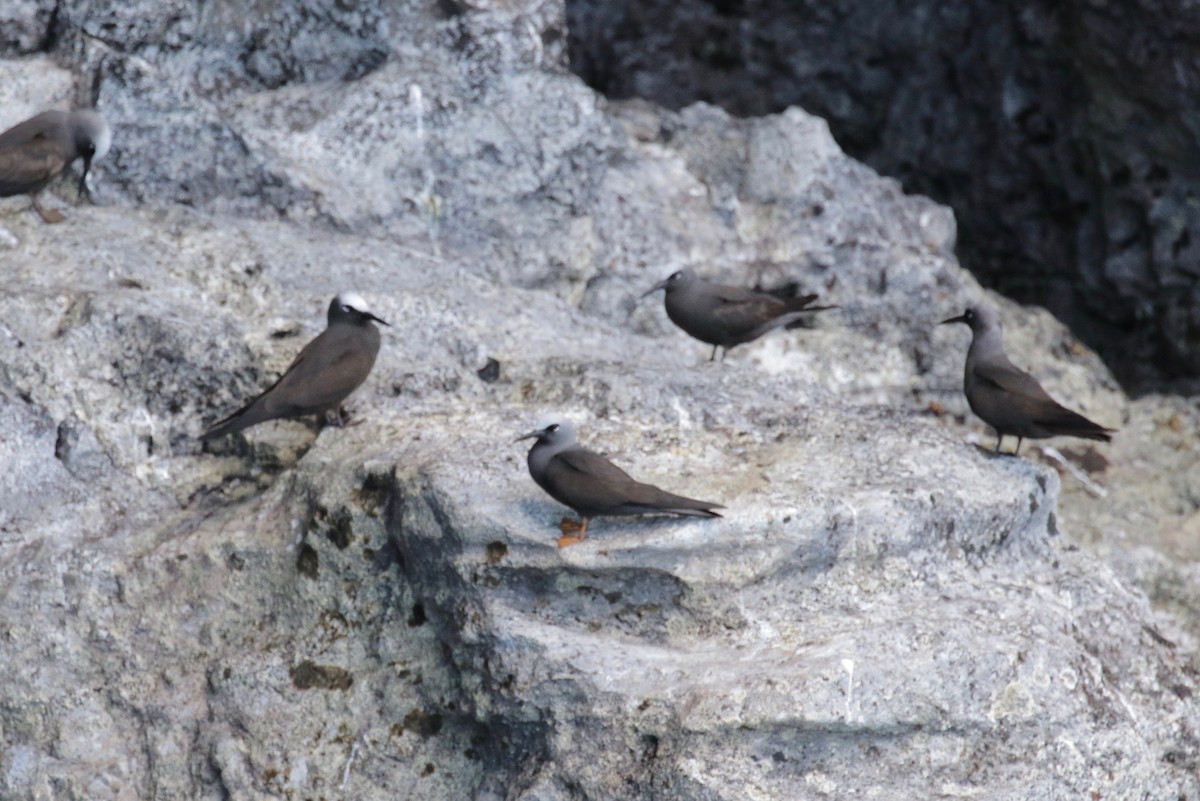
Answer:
xmin=203 ymin=293 xmax=389 ymax=442
xmin=517 ymin=415 xmax=724 ymax=547
xmin=0 ymin=109 xmax=112 ymax=223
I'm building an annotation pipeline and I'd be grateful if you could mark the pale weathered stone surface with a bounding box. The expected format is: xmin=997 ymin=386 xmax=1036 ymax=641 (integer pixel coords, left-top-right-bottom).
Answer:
xmin=0 ymin=1 xmax=1197 ymax=799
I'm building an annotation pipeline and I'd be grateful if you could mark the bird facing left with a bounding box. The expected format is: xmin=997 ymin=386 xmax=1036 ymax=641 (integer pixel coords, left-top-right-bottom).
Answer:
xmin=517 ymin=414 xmax=724 ymax=547
xmin=643 ymin=267 xmax=836 ymax=361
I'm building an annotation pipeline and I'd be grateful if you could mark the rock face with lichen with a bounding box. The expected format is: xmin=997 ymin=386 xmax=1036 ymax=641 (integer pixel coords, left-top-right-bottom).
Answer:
xmin=1 ymin=1 xmax=1198 ymax=799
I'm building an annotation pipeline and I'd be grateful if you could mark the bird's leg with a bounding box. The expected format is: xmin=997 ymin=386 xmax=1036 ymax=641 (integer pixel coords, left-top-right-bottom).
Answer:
xmin=719 ymin=347 xmax=727 ymax=362
xmin=994 ymin=433 xmax=1004 ymax=453
xmin=1014 ymin=437 xmax=1023 ymax=455
xmin=323 ymin=406 xmax=352 ymax=428
xmin=709 ymin=345 xmax=718 ymax=362
xmin=336 ymin=405 xmax=367 ymax=428
xmin=32 ymin=197 xmax=65 ymax=225
xmin=556 ymin=517 xmax=590 ymax=548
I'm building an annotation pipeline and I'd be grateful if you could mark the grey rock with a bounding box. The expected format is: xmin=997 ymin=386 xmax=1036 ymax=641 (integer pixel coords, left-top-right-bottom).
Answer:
xmin=0 ymin=0 xmax=55 ymax=54
xmin=0 ymin=2 xmax=1196 ymax=800
xmin=0 ymin=200 xmax=1192 ymax=800
xmin=53 ymin=414 xmax=113 ymax=480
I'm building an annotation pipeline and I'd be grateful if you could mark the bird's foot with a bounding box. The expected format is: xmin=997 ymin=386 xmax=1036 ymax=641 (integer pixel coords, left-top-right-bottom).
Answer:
xmin=556 ymin=517 xmax=588 ymax=548
xmin=323 ymin=407 xmax=356 ymax=428
xmin=990 ymin=433 xmax=1022 ymax=456
xmin=33 ymin=201 xmax=65 ymax=224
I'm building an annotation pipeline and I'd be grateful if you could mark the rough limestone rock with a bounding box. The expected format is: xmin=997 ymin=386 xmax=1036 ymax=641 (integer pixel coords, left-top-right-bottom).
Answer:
xmin=1 ymin=1 xmax=1198 ymax=800
xmin=565 ymin=0 xmax=1200 ymax=392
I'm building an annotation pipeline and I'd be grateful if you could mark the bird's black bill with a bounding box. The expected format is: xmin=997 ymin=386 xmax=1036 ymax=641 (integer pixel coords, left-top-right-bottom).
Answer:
xmin=514 ymin=430 xmax=541 ymax=443
xmin=365 ymin=312 xmax=391 ymax=327
xmin=940 ymin=313 xmax=970 ymax=325
xmin=640 ymin=280 xmax=670 ymax=298
xmin=78 ymin=157 xmax=93 ymax=200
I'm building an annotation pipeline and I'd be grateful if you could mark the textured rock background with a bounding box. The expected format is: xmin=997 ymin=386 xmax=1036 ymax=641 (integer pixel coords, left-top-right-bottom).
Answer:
xmin=566 ymin=0 xmax=1200 ymax=394
xmin=1 ymin=1 xmax=1198 ymax=799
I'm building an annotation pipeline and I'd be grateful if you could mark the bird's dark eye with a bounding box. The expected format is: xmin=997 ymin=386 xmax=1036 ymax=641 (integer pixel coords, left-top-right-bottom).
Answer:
xmin=546 ymin=424 xmax=559 ymax=432
xmin=669 ymin=271 xmax=682 ymax=281
xmin=964 ymin=309 xmax=975 ymax=321
xmin=83 ymin=143 xmax=96 ymax=157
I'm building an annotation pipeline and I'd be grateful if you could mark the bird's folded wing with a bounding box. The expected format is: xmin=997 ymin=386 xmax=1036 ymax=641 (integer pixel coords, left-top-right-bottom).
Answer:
xmin=268 ymin=344 xmax=373 ymax=414
xmin=1031 ymin=402 xmax=1108 ymax=431
xmin=710 ymin=292 xmax=782 ymax=330
xmin=972 ymin=360 xmax=1112 ymax=437
xmin=972 ymin=361 xmax=1057 ymax=404
xmin=710 ymin=282 xmax=774 ymax=304
xmin=0 ymin=140 xmax=66 ymax=195
xmin=204 ymin=352 xmax=309 ymax=432
xmin=546 ymin=448 xmax=643 ymax=512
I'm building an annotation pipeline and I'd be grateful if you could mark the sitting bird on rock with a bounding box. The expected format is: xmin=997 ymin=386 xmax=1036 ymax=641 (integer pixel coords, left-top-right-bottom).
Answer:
xmin=644 ymin=267 xmax=836 ymax=361
xmin=940 ymin=305 xmax=1116 ymax=455
xmin=202 ymin=293 xmax=389 ymax=442
xmin=517 ymin=415 xmax=724 ymax=547
xmin=0 ymin=109 xmax=111 ymax=223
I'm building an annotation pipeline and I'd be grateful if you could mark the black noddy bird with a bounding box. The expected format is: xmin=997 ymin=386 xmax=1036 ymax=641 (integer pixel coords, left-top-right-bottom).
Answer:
xmin=940 ymin=305 xmax=1116 ymax=455
xmin=643 ymin=268 xmax=836 ymax=361
xmin=0 ymin=109 xmax=112 ymax=223
xmin=202 ymin=292 xmax=389 ymax=441
xmin=517 ymin=415 xmax=724 ymax=547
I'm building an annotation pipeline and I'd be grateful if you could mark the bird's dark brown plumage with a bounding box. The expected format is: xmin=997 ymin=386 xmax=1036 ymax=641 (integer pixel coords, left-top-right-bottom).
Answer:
xmin=203 ymin=293 xmax=388 ymax=441
xmin=518 ymin=416 xmax=723 ymax=547
xmin=645 ymin=268 xmax=835 ymax=360
xmin=941 ymin=305 xmax=1116 ymax=454
xmin=0 ymin=110 xmax=111 ymax=223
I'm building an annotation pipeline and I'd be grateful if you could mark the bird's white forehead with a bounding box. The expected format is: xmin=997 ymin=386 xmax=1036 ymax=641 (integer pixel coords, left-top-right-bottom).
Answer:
xmin=73 ymin=110 xmax=112 ymax=160
xmin=336 ymin=291 xmax=371 ymax=313
xmin=91 ymin=118 xmax=112 ymax=160
xmin=970 ymin=304 xmax=1001 ymax=328
xmin=534 ymin=413 xmax=571 ymax=431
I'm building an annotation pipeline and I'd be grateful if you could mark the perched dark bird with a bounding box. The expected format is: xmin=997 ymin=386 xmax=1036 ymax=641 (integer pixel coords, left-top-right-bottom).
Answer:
xmin=940 ymin=305 xmax=1116 ymax=454
xmin=203 ymin=293 xmax=389 ymax=441
xmin=0 ymin=109 xmax=111 ymax=223
xmin=644 ymin=268 xmax=836 ymax=360
xmin=517 ymin=415 xmax=724 ymax=547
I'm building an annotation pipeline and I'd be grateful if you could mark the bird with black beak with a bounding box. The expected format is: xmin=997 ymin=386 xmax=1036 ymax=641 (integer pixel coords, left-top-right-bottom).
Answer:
xmin=517 ymin=415 xmax=724 ymax=547
xmin=940 ymin=305 xmax=1116 ymax=455
xmin=203 ymin=293 xmax=390 ymax=442
xmin=643 ymin=267 xmax=835 ymax=361
xmin=0 ymin=109 xmax=112 ymax=223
